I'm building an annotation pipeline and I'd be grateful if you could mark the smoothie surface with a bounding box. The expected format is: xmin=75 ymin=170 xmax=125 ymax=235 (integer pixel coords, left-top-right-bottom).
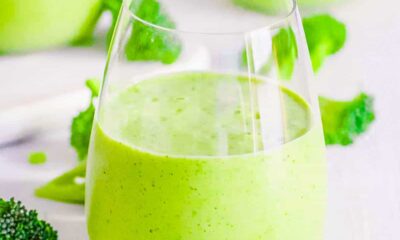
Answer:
xmin=99 ymin=72 xmax=311 ymax=156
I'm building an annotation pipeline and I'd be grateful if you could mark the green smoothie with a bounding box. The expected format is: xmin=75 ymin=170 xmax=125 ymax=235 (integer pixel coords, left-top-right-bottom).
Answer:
xmin=86 ymin=72 xmax=326 ymax=240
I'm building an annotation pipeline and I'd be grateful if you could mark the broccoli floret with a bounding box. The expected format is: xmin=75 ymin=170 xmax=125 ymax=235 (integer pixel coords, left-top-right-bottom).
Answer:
xmin=70 ymin=105 xmax=95 ymax=161
xmin=35 ymin=162 xmax=86 ymax=204
xmin=241 ymin=28 xmax=296 ymax=80
xmin=319 ymin=93 xmax=375 ymax=145
xmin=241 ymin=47 xmax=272 ymax=74
xmin=241 ymin=14 xmax=346 ymax=75
xmin=124 ymin=0 xmax=182 ymax=63
xmin=272 ymin=28 xmax=298 ymax=80
xmin=102 ymin=0 xmax=182 ymax=63
xmin=0 ymin=198 xmax=58 ymax=239
xmin=70 ymin=79 xmax=100 ymax=161
xmin=28 ymin=152 xmax=47 ymax=165
xmin=303 ymin=14 xmax=346 ymax=72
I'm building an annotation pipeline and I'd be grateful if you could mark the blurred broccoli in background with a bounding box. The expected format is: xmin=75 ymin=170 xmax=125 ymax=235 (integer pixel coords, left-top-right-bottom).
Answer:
xmin=124 ymin=0 xmax=182 ymax=63
xmin=103 ymin=0 xmax=182 ymax=63
xmin=241 ymin=28 xmax=297 ymax=80
xmin=303 ymin=14 xmax=346 ymax=72
xmin=242 ymin=14 xmax=346 ymax=76
xmin=35 ymin=162 xmax=86 ymax=204
xmin=272 ymin=28 xmax=298 ymax=80
xmin=319 ymin=93 xmax=375 ymax=145
xmin=0 ymin=198 xmax=58 ymax=239
xmin=71 ymin=79 xmax=100 ymax=161
xmin=103 ymin=0 xmax=123 ymax=46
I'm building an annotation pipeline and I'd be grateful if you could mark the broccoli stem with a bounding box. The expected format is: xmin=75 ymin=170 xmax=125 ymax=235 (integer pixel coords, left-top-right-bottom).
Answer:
xmin=35 ymin=161 xmax=86 ymax=204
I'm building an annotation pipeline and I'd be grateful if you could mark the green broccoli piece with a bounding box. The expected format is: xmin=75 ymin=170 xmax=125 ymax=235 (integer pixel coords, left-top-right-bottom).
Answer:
xmin=102 ymin=0 xmax=182 ymax=63
xmin=28 ymin=152 xmax=47 ymax=165
xmin=0 ymin=198 xmax=58 ymax=239
xmin=103 ymin=0 xmax=122 ymax=15
xmin=241 ymin=14 xmax=346 ymax=75
xmin=71 ymin=105 xmax=95 ymax=161
xmin=35 ymin=161 xmax=87 ymax=204
xmin=319 ymin=93 xmax=375 ymax=145
xmin=241 ymin=28 xmax=297 ymax=80
xmin=303 ymin=14 xmax=346 ymax=72
xmin=103 ymin=0 xmax=122 ymax=46
xmin=124 ymin=0 xmax=182 ymax=63
xmin=70 ymin=79 xmax=100 ymax=161
xmin=272 ymin=28 xmax=298 ymax=80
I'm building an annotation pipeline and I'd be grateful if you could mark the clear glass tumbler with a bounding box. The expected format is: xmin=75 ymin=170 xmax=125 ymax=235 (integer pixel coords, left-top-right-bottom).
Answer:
xmin=86 ymin=0 xmax=327 ymax=239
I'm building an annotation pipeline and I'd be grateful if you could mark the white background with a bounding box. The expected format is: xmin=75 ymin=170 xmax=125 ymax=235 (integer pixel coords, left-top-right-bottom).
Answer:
xmin=1 ymin=0 xmax=400 ymax=239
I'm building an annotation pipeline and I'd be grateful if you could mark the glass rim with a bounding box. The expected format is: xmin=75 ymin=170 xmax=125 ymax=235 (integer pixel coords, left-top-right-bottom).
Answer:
xmin=123 ymin=0 xmax=297 ymax=35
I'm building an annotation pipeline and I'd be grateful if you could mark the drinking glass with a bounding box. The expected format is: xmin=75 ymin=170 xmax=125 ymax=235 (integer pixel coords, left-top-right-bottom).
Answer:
xmin=86 ymin=0 xmax=327 ymax=239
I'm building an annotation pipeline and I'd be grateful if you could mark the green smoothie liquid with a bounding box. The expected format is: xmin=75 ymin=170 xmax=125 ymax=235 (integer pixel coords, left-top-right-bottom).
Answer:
xmin=86 ymin=72 xmax=326 ymax=240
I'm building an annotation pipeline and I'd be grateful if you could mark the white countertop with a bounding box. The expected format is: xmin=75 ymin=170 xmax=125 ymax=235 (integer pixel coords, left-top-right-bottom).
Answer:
xmin=1 ymin=0 xmax=400 ymax=239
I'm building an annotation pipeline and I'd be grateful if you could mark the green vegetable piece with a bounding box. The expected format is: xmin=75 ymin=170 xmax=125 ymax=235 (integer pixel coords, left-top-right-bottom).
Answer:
xmin=241 ymin=28 xmax=297 ymax=80
xmin=85 ymin=78 xmax=101 ymax=97
xmin=241 ymin=14 xmax=346 ymax=76
xmin=303 ymin=14 xmax=346 ymax=72
xmin=28 ymin=152 xmax=47 ymax=165
xmin=71 ymin=105 xmax=95 ymax=160
xmin=103 ymin=0 xmax=182 ymax=63
xmin=103 ymin=0 xmax=123 ymax=15
xmin=35 ymin=162 xmax=87 ymax=204
xmin=319 ymin=93 xmax=375 ymax=145
xmin=0 ymin=198 xmax=58 ymax=239
xmin=103 ymin=0 xmax=123 ymax=46
xmin=125 ymin=0 xmax=182 ymax=63
xmin=272 ymin=28 xmax=298 ymax=80
xmin=70 ymin=79 xmax=100 ymax=161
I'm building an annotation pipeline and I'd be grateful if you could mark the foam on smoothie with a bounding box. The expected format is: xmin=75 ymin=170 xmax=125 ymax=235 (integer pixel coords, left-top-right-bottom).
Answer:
xmin=99 ymin=72 xmax=311 ymax=156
